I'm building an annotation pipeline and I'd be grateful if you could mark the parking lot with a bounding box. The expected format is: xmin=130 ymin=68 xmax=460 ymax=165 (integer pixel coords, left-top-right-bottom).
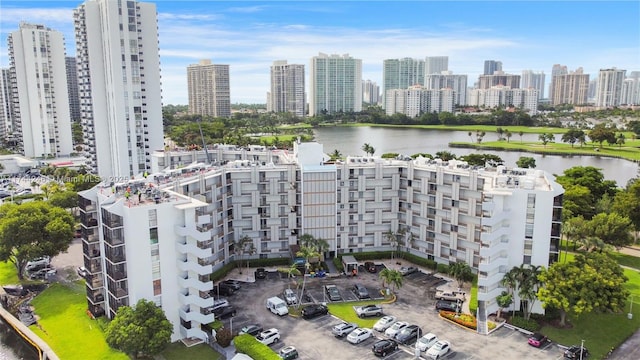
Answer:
xmin=215 ymin=264 xmax=566 ymax=359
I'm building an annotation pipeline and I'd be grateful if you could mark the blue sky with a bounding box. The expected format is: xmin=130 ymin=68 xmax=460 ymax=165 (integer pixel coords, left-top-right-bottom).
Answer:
xmin=1 ymin=1 xmax=638 ymax=104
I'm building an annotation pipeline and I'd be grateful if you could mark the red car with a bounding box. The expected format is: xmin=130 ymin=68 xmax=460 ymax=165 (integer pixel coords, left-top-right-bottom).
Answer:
xmin=528 ymin=333 xmax=549 ymax=347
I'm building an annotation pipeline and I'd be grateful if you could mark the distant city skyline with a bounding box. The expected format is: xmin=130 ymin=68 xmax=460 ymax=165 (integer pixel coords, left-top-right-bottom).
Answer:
xmin=1 ymin=1 xmax=638 ymax=105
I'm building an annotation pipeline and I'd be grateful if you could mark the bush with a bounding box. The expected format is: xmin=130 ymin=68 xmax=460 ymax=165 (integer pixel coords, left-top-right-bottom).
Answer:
xmin=436 ymin=263 xmax=450 ymax=274
xmin=210 ymin=262 xmax=236 ymax=282
xmin=440 ymin=310 xmax=477 ymax=330
xmin=348 ymin=251 xmax=393 ymax=261
xmin=469 ymin=276 xmax=478 ymax=314
xmin=233 ymin=334 xmax=280 ymax=360
xmin=216 ymin=327 xmax=233 ymax=347
xmin=509 ymin=316 xmax=540 ymax=332
xmin=332 ymin=257 xmax=344 ymax=272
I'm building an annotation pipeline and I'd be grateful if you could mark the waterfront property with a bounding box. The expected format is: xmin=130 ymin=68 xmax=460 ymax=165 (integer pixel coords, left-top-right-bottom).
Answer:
xmin=78 ymin=141 xmax=563 ymax=342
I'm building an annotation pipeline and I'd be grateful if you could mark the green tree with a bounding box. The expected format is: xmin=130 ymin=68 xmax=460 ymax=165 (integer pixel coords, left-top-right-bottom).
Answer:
xmin=516 ymin=156 xmax=536 ymax=169
xmin=0 ymin=202 xmax=75 ymax=279
xmin=516 ymin=265 xmax=543 ymax=321
xmin=561 ymin=185 xmax=595 ymax=220
xmin=48 ymin=190 xmax=78 ymax=209
xmin=505 ymin=130 xmax=512 ymax=143
xmin=538 ymin=133 xmax=554 ymax=147
xmin=496 ymin=127 xmax=504 ymax=141
xmin=71 ymin=122 xmax=84 ymax=144
xmin=587 ymin=212 xmax=634 ymax=249
xmin=105 ymin=299 xmax=172 ymax=358
xmin=500 ymin=271 xmax=518 ymax=317
xmin=330 ymin=149 xmax=342 ymax=160
xmin=361 ymin=143 xmax=375 ymax=156
xmin=233 ymin=235 xmax=253 ymax=274
xmin=447 ymin=262 xmax=473 ymax=287
xmin=612 ymin=179 xmax=640 ymax=239
xmin=379 ymin=268 xmax=393 ymax=289
xmin=537 ymin=253 xmax=629 ymax=327
xmin=616 ymin=133 xmax=626 ymax=148
xmin=496 ymin=291 xmax=513 ymax=320
xmin=588 ymin=124 xmax=616 ymax=148
xmin=65 ymin=174 xmax=101 ymax=192
xmin=388 ymin=269 xmax=404 ymax=292
xmin=518 ymin=131 xmax=524 ymax=143
xmin=296 ymin=245 xmax=320 ymax=308
xmin=561 ymin=129 xmax=585 ymax=148
xmin=435 ymin=151 xmax=456 ymax=161
xmin=556 ymin=166 xmax=618 ymax=202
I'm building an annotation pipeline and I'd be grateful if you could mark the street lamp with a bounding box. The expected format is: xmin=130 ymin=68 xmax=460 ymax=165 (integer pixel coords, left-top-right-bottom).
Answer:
xmin=580 ymin=339 xmax=585 ymax=360
xmin=629 ymin=295 xmax=635 ymax=320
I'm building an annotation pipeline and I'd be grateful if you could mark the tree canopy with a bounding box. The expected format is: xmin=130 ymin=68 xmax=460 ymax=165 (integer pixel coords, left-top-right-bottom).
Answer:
xmin=105 ymin=299 xmax=173 ymax=358
xmin=0 ymin=201 xmax=75 ymax=279
xmin=537 ymin=253 xmax=629 ymax=327
xmin=612 ymin=178 xmax=640 ymax=234
xmin=516 ymin=156 xmax=536 ymax=169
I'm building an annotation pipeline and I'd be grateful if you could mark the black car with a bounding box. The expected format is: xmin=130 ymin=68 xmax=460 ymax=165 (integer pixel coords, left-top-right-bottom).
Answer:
xmin=211 ymin=284 xmax=235 ymax=297
xmin=564 ymin=345 xmax=589 ymax=359
xmin=301 ymin=304 xmax=328 ymax=319
xmin=364 ymin=261 xmax=377 ymax=273
xmin=372 ymin=339 xmax=398 ymax=357
xmin=213 ymin=305 xmax=236 ymax=319
xmin=239 ymin=324 xmax=263 ymax=336
xmin=435 ymin=300 xmax=460 ymax=312
xmin=255 ymin=268 xmax=267 ymax=279
xmin=394 ymin=325 xmax=421 ymax=345
xmin=221 ymin=279 xmax=242 ymax=290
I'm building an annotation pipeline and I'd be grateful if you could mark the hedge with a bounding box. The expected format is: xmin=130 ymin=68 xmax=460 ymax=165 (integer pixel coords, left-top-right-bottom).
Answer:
xmin=436 ymin=263 xmax=450 ymax=274
xmin=469 ymin=276 xmax=478 ymax=315
xmin=403 ymin=253 xmax=438 ymax=271
xmin=211 ymin=258 xmax=291 ymax=282
xmin=332 ymin=257 xmax=344 ymax=272
xmin=233 ymin=334 xmax=280 ymax=360
xmin=509 ymin=316 xmax=540 ymax=332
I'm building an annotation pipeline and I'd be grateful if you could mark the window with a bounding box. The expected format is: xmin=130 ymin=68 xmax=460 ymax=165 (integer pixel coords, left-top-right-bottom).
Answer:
xmin=149 ymin=228 xmax=158 ymax=244
xmin=153 ymin=279 xmax=161 ymax=295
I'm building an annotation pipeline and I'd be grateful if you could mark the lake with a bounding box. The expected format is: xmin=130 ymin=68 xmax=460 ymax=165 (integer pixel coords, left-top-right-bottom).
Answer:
xmin=0 ymin=317 xmax=38 ymax=360
xmin=313 ymin=126 xmax=639 ymax=186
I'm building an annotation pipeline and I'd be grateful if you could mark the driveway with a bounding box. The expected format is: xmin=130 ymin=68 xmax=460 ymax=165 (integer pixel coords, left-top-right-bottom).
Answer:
xmin=216 ymin=266 xmax=564 ymax=360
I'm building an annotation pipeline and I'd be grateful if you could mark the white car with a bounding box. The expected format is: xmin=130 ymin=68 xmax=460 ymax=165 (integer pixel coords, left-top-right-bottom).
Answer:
xmin=26 ymin=256 xmax=50 ymax=271
xmin=283 ymin=288 xmax=298 ymax=305
xmin=384 ymin=321 xmax=409 ymax=338
xmin=426 ymin=340 xmax=451 ymax=359
xmin=373 ymin=316 xmax=397 ymax=332
xmin=416 ymin=333 xmax=439 ymax=352
xmin=346 ymin=328 xmax=373 ymax=344
xmin=332 ymin=322 xmax=358 ymax=337
xmin=256 ymin=328 xmax=281 ymax=346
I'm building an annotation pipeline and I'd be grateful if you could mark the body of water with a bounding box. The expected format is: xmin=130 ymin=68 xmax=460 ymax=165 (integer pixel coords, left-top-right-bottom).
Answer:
xmin=0 ymin=317 xmax=38 ymax=360
xmin=314 ymin=126 xmax=639 ymax=186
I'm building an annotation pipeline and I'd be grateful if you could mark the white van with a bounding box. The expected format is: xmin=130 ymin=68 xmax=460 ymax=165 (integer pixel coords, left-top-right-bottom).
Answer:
xmin=266 ymin=296 xmax=289 ymax=316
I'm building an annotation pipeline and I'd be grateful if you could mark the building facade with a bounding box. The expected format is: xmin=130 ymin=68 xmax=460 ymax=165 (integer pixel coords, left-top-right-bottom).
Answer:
xmin=595 ymin=68 xmax=626 ymax=108
xmin=483 ymin=60 xmax=502 ymax=75
xmin=550 ymin=68 xmax=589 ymax=105
xmin=468 ymin=86 xmax=538 ymax=114
xmin=0 ymin=68 xmax=14 ymax=140
xmin=621 ymin=71 xmax=640 ymax=106
xmin=548 ymin=64 xmax=568 ymax=101
xmin=308 ymin=53 xmax=362 ymax=116
xmin=74 ymin=0 xmax=164 ymax=178
xmin=187 ymin=59 xmax=231 ymax=118
xmin=423 ymin=72 xmax=468 ymax=106
xmin=521 ymin=70 xmax=545 ymax=100
xmin=385 ymin=85 xmax=454 ymax=117
xmin=269 ymin=60 xmax=305 ymax=117
xmin=362 ymin=80 xmax=380 ymax=105
xmin=8 ymin=22 xmax=73 ymax=158
xmin=382 ymin=58 xmax=425 ymax=108
xmin=66 ymin=57 xmax=81 ymax=122
xmin=425 ymin=56 xmax=449 ymax=75
xmin=478 ymin=72 xmax=520 ymax=89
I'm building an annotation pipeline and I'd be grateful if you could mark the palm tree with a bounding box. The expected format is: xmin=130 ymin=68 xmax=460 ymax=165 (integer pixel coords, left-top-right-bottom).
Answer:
xmin=361 ymin=143 xmax=375 ymax=156
xmin=283 ymin=264 xmax=301 ymax=290
xmin=516 ymin=265 xmax=543 ymax=321
xmin=378 ymin=268 xmax=394 ymax=289
xmin=296 ymin=245 xmax=320 ymax=309
xmin=447 ymin=262 xmax=473 ymax=287
xmin=505 ymin=130 xmax=512 ymax=143
xmin=233 ymin=235 xmax=252 ymax=274
xmin=500 ymin=270 xmax=519 ymax=317
xmin=518 ymin=131 xmax=524 ymax=143
xmin=330 ymin=149 xmax=342 ymax=160
xmin=388 ymin=270 xmax=404 ymax=292
xmin=468 ymin=131 xmax=473 ymax=142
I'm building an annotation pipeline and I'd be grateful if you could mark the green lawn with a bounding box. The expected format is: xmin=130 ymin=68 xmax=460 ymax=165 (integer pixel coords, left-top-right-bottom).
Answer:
xmin=29 ymin=282 xmax=128 ymax=360
xmin=326 ymin=300 xmax=385 ymax=328
xmin=0 ymin=260 xmax=19 ymax=285
xmin=160 ymin=342 xmax=222 ymax=360
xmin=339 ymin=123 xmax=571 ymax=134
xmin=609 ymin=252 xmax=640 ymax=270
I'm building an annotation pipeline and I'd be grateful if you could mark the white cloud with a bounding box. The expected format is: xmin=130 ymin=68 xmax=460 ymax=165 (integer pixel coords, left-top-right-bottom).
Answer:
xmin=157 ymin=13 xmax=220 ymax=21
xmin=0 ymin=7 xmax=73 ymax=24
xmin=225 ymin=5 xmax=267 ymax=13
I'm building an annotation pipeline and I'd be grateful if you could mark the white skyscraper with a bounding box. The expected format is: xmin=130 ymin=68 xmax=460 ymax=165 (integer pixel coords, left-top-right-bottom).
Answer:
xmin=8 ymin=23 xmax=73 ymax=158
xmin=0 ymin=69 xmax=15 ymax=140
xmin=548 ymin=64 xmax=568 ymax=101
xmin=309 ymin=53 xmax=362 ymax=116
xmin=423 ymin=72 xmax=468 ymax=106
xmin=595 ymin=68 xmax=627 ymax=108
xmin=521 ymin=70 xmax=546 ymax=99
xmin=383 ymin=58 xmax=424 ymax=108
xmin=425 ymin=56 xmax=449 ymax=75
xmin=362 ymin=80 xmax=380 ymax=105
xmin=621 ymin=71 xmax=640 ymax=105
xmin=187 ymin=60 xmax=231 ymax=118
xmin=269 ymin=60 xmax=305 ymax=117
xmin=385 ymin=85 xmax=454 ymax=117
xmin=74 ymin=0 xmax=164 ymax=178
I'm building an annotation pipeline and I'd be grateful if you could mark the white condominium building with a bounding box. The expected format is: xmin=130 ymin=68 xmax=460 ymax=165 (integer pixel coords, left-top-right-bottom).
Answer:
xmin=595 ymin=68 xmax=627 ymax=108
xmin=187 ymin=59 xmax=231 ymax=118
xmin=0 ymin=69 xmax=15 ymax=140
xmin=79 ymin=142 xmax=563 ymax=342
xmin=383 ymin=58 xmax=425 ymax=108
xmin=74 ymin=0 xmax=164 ymax=178
xmin=7 ymin=23 xmax=73 ymax=158
xmin=550 ymin=67 xmax=589 ymax=106
xmin=521 ymin=70 xmax=546 ymax=100
xmin=477 ymin=71 xmax=521 ymax=89
xmin=385 ymin=85 xmax=454 ymax=117
xmin=425 ymin=56 xmax=449 ymax=75
xmin=309 ymin=53 xmax=362 ymax=116
xmin=423 ymin=72 xmax=468 ymax=106
xmin=269 ymin=60 xmax=305 ymax=117
xmin=468 ymin=86 xmax=538 ymax=114
xmin=362 ymin=80 xmax=380 ymax=105
xmin=621 ymin=71 xmax=640 ymax=106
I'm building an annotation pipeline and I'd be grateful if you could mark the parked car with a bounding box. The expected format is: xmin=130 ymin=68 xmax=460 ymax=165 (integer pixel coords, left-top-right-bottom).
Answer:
xmin=384 ymin=321 xmax=408 ymax=338
xmin=371 ymin=339 xmax=398 ymax=357
xmin=364 ymin=261 xmax=377 ymax=273
xmin=352 ymin=284 xmax=370 ymax=299
xmin=395 ymin=324 xmax=421 ymax=344
xmin=26 ymin=256 xmax=50 ymax=271
xmin=256 ymin=328 xmax=280 ymax=346
xmin=77 ymin=266 xmax=88 ymax=277
xmin=564 ymin=345 xmax=589 ymax=359
xmin=28 ymin=268 xmax=56 ymax=280
xmin=399 ymin=266 xmax=418 ymax=276
xmin=301 ymin=304 xmax=328 ymax=319
xmin=266 ymin=297 xmax=289 ymax=316
xmin=373 ymin=316 xmax=397 ymax=332
xmin=212 ymin=284 xmax=235 ymax=296
xmin=278 ymin=346 xmax=299 ymax=360
xmin=255 ymin=268 xmax=267 ymax=279
xmin=221 ymin=279 xmax=242 ymax=290
xmin=283 ymin=288 xmax=298 ymax=305
xmin=332 ymin=322 xmax=358 ymax=337
xmin=416 ymin=333 xmax=439 ymax=352
xmin=426 ymin=340 xmax=451 ymax=359
xmin=528 ymin=333 xmax=549 ymax=348
xmin=355 ymin=304 xmax=383 ymax=318
xmin=435 ymin=290 xmax=465 ymax=302
xmin=213 ymin=305 xmax=236 ymax=319
xmin=239 ymin=324 xmax=263 ymax=336
xmin=347 ymin=328 xmax=373 ymax=344
xmin=209 ymin=298 xmax=230 ymax=311
xmin=324 ymin=284 xmax=342 ymax=301
xmin=435 ymin=300 xmax=460 ymax=312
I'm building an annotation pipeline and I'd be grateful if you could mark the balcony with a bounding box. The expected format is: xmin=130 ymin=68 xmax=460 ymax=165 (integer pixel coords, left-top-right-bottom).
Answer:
xmin=176 ymin=241 xmax=212 ymax=259
xmin=478 ymin=256 xmax=508 ymax=274
xmin=86 ymin=289 xmax=105 ymax=304
xmin=179 ymin=308 xmax=214 ymax=324
xmin=177 ymin=259 xmax=212 ymax=275
xmin=178 ymin=275 xmax=213 ymax=292
xmin=175 ymin=225 xmax=212 ymax=243
xmin=196 ymin=214 xmax=211 ymax=225
xmin=479 ymin=239 xmax=508 ymax=258
xmin=480 ymin=227 xmax=510 ymax=243
xmin=481 ymin=210 xmax=510 ymax=228
xmin=477 ymin=286 xmax=503 ymax=302
xmin=178 ymin=292 xmax=214 ymax=308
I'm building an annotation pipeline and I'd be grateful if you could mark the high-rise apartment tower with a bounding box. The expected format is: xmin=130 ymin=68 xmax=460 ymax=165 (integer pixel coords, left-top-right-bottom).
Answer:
xmin=309 ymin=53 xmax=362 ymax=116
xmin=269 ymin=61 xmax=305 ymax=117
xmin=187 ymin=60 xmax=231 ymax=118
